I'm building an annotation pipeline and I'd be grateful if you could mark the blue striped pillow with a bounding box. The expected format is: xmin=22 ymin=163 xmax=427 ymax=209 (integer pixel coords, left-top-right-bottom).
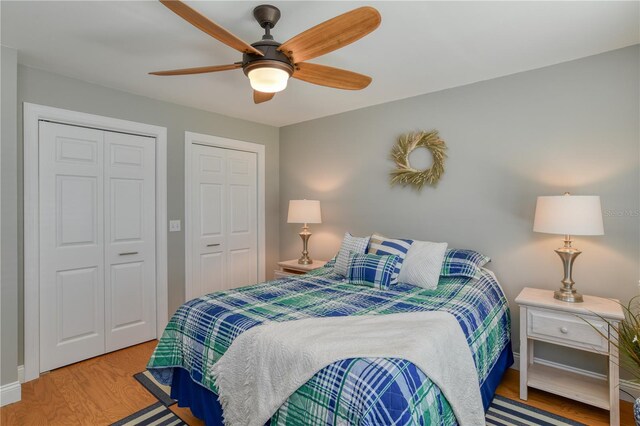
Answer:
xmin=347 ymin=252 xmax=399 ymax=290
xmin=367 ymin=233 xmax=413 ymax=285
xmin=440 ymin=249 xmax=490 ymax=278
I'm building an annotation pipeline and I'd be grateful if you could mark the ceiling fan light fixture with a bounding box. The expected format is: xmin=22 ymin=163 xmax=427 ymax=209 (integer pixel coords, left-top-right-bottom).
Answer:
xmin=247 ymin=66 xmax=290 ymax=93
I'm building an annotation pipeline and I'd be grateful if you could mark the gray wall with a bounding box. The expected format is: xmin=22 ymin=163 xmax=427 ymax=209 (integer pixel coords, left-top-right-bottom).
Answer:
xmin=279 ymin=45 xmax=640 ymax=372
xmin=13 ymin=65 xmax=280 ymax=366
xmin=1 ymin=46 xmax=19 ymax=386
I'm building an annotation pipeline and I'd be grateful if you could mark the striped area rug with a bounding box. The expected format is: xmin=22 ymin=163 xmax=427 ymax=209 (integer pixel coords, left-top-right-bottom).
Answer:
xmin=111 ymin=402 xmax=186 ymax=426
xmin=117 ymin=370 xmax=586 ymax=426
xmin=133 ymin=370 xmax=176 ymax=407
xmin=487 ymin=395 xmax=586 ymax=426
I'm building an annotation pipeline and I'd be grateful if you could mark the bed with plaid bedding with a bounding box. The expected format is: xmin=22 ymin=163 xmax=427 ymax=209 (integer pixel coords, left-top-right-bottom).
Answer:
xmin=148 ymin=265 xmax=512 ymax=425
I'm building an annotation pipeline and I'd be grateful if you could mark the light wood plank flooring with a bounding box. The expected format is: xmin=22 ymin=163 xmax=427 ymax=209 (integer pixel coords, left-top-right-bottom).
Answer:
xmin=1 ymin=340 xmax=634 ymax=425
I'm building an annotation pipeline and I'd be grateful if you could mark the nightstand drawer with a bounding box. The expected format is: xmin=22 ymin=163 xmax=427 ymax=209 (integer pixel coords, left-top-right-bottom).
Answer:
xmin=527 ymin=308 xmax=609 ymax=353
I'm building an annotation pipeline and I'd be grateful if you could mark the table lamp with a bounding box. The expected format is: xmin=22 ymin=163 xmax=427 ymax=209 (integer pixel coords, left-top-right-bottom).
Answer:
xmin=533 ymin=193 xmax=604 ymax=303
xmin=287 ymin=199 xmax=322 ymax=265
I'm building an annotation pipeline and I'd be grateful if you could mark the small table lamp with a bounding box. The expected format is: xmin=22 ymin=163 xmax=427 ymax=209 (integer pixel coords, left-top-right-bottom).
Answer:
xmin=533 ymin=193 xmax=604 ymax=303
xmin=287 ymin=199 xmax=322 ymax=265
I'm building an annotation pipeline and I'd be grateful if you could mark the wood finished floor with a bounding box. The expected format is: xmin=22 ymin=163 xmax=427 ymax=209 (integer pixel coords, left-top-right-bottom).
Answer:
xmin=1 ymin=340 xmax=634 ymax=425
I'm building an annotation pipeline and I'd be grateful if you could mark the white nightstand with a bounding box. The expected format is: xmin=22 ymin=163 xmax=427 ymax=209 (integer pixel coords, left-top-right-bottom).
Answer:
xmin=516 ymin=287 xmax=624 ymax=426
xmin=275 ymin=259 xmax=328 ymax=278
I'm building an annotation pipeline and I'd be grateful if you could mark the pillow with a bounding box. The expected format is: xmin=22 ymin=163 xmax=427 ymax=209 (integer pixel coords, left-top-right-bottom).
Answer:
xmin=398 ymin=241 xmax=448 ymax=289
xmin=367 ymin=233 xmax=413 ymax=285
xmin=347 ymin=252 xmax=399 ymax=290
xmin=334 ymin=233 xmax=370 ymax=277
xmin=324 ymin=256 xmax=337 ymax=269
xmin=440 ymin=249 xmax=491 ymax=278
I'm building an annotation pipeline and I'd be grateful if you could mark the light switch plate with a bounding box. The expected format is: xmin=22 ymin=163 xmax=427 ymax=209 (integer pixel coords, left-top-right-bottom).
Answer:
xmin=169 ymin=220 xmax=181 ymax=232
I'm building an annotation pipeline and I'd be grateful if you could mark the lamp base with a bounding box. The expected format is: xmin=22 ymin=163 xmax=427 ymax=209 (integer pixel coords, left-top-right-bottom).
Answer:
xmin=297 ymin=225 xmax=313 ymax=265
xmin=553 ymin=240 xmax=583 ymax=303
xmin=554 ymin=288 xmax=583 ymax=303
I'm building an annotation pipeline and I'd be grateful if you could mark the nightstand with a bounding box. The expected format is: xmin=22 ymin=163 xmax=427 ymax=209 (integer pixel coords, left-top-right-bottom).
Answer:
xmin=516 ymin=287 xmax=624 ymax=426
xmin=275 ymin=259 xmax=327 ymax=278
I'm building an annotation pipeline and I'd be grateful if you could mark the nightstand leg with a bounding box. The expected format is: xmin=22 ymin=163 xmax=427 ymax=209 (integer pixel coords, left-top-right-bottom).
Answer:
xmin=610 ymin=327 xmax=620 ymax=426
xmin=519 ymin=306 xmax=528 ymax=400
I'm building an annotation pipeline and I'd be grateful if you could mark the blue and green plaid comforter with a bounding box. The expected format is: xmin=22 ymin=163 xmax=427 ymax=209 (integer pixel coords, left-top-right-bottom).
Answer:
xmin=148 ymin=266 xmax=511 ymax=425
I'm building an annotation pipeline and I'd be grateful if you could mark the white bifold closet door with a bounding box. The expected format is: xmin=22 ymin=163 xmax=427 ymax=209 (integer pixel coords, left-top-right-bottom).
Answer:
xmin=191 ymin=144 xmax=258 ymax=299
xmin=39 ymin=121 xmax=156 ymax=372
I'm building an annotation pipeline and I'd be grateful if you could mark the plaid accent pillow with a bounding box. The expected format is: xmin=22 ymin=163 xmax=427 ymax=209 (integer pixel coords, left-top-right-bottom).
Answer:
xmin=346 ymin=252 xmax=400 ymax=290
xmin=324 ymin=257 xmax=336 ymax=269
xmin=367 ymin=233 xmax=413 ymax=285
xmin=334 ymin=233 xmax=370 ymax=277
xmin=440 ymin=249 xmax=491 ymax=278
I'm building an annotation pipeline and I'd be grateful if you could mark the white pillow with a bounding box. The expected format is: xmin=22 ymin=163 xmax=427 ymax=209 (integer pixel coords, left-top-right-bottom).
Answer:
xmin=398 ymin=241 xmax=448 ymax=289
xmin=334 ymin=233 xmax=370 ymax=277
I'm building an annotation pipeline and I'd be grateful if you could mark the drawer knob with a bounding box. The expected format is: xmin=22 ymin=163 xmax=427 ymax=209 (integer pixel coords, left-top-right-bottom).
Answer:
xmin=560 ymin=326 xmax=569 ymax=334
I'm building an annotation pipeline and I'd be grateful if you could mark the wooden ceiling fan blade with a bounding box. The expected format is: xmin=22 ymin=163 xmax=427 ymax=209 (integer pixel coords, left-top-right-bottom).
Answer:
xmin=149 ymin=63 xmax=241 ymax=76
xmin=293 ymin=63 xmax=372 ymax=90
xmin=253 ymin=90 xmax=275 ymax=104
xmin=159 ymin=0 xmax=262 ymax=56
xmin=278 ymin=6 xmax=380 ymax=63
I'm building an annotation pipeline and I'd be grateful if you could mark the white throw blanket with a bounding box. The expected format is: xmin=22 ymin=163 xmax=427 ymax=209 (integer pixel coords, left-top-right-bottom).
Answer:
xmin=211 ymin=311 xmax=483 ymax=426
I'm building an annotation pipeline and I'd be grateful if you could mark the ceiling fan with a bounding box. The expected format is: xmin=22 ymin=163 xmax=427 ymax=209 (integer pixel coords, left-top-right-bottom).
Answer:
xmin=150 ymin=1 xmax=381 ymax=104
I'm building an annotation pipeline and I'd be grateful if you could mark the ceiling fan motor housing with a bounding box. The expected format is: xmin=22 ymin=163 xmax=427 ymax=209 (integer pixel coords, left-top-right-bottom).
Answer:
xmin=242 ymin=39 xmax=294 ymax=77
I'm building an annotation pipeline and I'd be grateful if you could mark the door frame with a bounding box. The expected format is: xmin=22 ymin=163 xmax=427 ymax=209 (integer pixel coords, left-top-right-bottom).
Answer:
xmin=184 ymin=131 xmax=266 ymax=301
xmin=23 ymin=103 xmax=168 ymax=382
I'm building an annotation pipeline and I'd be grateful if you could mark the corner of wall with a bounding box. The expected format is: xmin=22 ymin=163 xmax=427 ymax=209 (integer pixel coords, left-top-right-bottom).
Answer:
xmin=1 ymin=45 xmax=20 ymax=390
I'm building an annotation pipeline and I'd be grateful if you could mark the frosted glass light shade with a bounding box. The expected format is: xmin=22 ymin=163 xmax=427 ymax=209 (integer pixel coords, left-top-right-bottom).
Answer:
xmin=248 ymin=67 xmax=289 ymax=93
xmin=533 ymin=195 xmax=604 ymax=236
xmin=288 ymin=200 xmax=321 ymax=224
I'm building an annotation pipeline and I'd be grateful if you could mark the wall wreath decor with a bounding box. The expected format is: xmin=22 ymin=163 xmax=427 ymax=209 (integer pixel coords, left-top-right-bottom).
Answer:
xmin=390 ymin=130 xmax=447 ymax=190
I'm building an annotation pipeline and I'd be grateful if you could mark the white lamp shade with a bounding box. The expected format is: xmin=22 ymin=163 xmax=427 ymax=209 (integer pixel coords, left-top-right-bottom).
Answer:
xmin=248 ymin=67 xmax=289 ymax=93
xmin=533 ymin=195 xmax=604 ymax=236
xmin=287 ymin=200 xmax=321 ymax=224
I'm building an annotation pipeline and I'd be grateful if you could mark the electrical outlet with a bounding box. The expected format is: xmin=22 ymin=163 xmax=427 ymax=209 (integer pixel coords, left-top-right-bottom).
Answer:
xmin=169 ymin=220 xmax=181 ymax=232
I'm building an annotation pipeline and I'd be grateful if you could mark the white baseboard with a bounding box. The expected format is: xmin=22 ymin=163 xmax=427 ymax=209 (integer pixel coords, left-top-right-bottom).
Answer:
xmin=0 ymin=381 xmax=21 ymax=407
xmin=17 ymin=365 xmax=24 ymax=384
xmin=512 ymin=352 xmax=640 ymax=403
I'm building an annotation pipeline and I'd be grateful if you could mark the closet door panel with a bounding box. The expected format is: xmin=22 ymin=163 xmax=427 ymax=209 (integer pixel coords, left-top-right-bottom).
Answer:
xmin=104 ymin=131 xmax=156 ymax=352
xmin=191 ymin=144 xmax=226 ymax=299
xmin=225 ymin=150 xmax=258 ymax=289
xmin=56 ymin=267 xmax=101 ymax=342
xmin=110 ymin=261 xmax=145 ymax=327
xmin=200 ymin=252 xmax=224 ymax=295
xmin=39 ymin=122 xmax=106 ymax=372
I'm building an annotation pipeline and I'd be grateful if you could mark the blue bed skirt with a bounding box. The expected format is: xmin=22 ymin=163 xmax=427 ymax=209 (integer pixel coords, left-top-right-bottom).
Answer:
xmin=170 ymin=341 xmax=513 ymax=425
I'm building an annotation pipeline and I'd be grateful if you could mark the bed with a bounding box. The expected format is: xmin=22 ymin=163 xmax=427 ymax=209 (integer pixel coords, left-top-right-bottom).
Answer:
xmin=148 ymin=261 xmax=513 ymax=425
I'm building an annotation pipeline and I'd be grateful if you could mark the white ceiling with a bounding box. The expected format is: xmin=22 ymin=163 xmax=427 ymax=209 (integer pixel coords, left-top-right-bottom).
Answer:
xmin=2 ymin=1 xmax=638 ymax=127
